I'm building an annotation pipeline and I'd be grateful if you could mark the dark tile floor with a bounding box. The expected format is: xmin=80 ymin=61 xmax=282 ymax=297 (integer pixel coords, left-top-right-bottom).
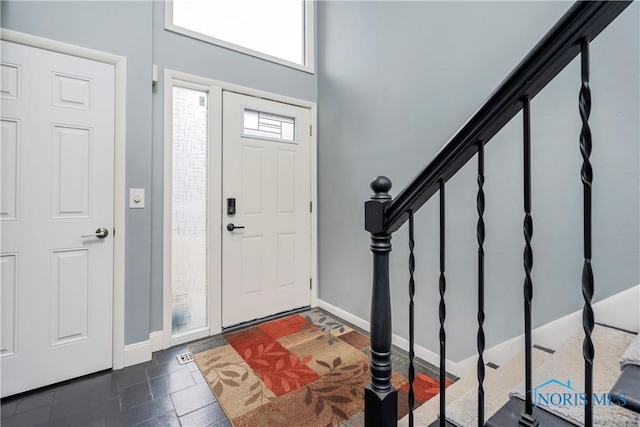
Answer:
xmin=1 ymin=345 xmax=232 ymax=427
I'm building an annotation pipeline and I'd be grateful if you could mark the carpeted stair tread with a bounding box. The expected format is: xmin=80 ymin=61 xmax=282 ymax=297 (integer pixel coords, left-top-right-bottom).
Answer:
xmin=443 ymin=348 xmax=551 ymax=427
xmin=511 ymin=325 xmax=639 ymax=426
xmin=620 ymin=333 xmax=639 ymax=369
xmin=397 ymin=363 xmax=477 ymax=427
xmin=399 ymin=348 xmax=551 ymax=426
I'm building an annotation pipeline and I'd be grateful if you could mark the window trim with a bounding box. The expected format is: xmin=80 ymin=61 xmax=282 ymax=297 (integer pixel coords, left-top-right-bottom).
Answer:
xmin=164 ymin=0 xmax=315 ymax=74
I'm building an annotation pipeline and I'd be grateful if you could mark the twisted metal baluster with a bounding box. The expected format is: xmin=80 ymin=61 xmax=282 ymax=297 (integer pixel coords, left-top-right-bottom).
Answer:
xmin=408 ymin=211 xmax=416 ymax=427
xmin=520 ymin=96 xmax=539 ymax=427
xmin=476 ymin=142 xmax=485 ymax=427
xmin=580 ymin=37 xmax=594 ymax=427
xmin=439 ymin=180 xmax=446 ymax=427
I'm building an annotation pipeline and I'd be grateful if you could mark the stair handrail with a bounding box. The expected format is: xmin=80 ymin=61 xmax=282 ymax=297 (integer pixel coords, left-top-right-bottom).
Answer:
xmin=384 ymin=0 xmax=631 ymax=233
xmin=364 ymin=1 xmax=633 ymax=426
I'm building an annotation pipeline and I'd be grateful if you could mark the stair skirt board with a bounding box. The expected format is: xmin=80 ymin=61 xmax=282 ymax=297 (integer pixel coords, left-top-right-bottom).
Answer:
xmin=510 ymin=325 xmax=638 ymax=426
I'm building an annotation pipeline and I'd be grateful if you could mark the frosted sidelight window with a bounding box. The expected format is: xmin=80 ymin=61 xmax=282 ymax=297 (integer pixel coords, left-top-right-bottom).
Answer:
xmin=171 ymin=86 xmax=208 ymax=335
xmin=243 ymin=108 xmax=296 ymax=143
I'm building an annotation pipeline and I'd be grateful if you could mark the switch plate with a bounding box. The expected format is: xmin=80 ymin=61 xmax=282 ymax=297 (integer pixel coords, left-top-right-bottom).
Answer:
xmin=129 ymin=188 xmax=145 ymax=209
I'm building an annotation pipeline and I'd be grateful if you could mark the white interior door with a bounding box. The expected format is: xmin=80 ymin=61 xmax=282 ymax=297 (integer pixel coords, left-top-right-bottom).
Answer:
xmin=222 ymin=91 xmax=311 ymax=327
xmin=0 ymin=41 xmax=115 ymax=397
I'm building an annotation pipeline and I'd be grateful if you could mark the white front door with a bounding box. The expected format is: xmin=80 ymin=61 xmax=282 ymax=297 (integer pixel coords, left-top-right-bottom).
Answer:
xmin=222 ymin=91 xmax=311 ymax=327
xmin=0 ymin=41 xmax=115 ymax=397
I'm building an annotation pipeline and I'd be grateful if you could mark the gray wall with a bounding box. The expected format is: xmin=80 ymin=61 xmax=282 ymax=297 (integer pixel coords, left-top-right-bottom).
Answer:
xmin=317 ymin=1 xmax=639 ymax=361
xmin=3 ymin=0 xmax=637 ymax=357
xmin=1 ymin=1 xmax=317 ymax=344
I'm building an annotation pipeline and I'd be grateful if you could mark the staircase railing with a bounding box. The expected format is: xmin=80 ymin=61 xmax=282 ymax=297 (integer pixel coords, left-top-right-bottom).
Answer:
xmin=363 ymin=2 xmax=632 ymax=426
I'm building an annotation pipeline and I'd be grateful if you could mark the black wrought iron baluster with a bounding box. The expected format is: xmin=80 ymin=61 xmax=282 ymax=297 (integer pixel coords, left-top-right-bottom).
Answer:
xmin=364 ymin=176 xmax=398 ymax=427
xmin=439 ymin=179 xmax=446 ymax=427
xmin=520 ymin=96 xmax=538 ymax=427
xmin=408 ymin=211 xmax=416 ymax=427
xmin=580 ymin=37 xmax=594 ymax=427
xmin=476 ymin=142 xmax=485 ymax=427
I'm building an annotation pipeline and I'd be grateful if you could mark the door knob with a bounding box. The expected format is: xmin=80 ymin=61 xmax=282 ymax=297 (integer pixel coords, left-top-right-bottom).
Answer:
xmin=82 ymin=228 xmax=109 ymax=239
xmin=226 ymin=223 xmax=245 ymax=231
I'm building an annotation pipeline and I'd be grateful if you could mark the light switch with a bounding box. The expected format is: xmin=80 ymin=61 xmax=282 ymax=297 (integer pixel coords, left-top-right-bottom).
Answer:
xmin=129 ymin=188 xmax=145 ymax=209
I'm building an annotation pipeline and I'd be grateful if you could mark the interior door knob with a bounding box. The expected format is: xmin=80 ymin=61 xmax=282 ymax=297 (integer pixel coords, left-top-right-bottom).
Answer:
xmin=226 ymin=223 xmax=245 ymax=231
xmin=82 ymin=228 xmax=109 ymax=239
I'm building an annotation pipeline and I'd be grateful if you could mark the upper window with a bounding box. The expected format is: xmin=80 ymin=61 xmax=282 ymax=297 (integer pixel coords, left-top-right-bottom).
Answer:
xmin=166 ymin=0 xmax=314 ymax=73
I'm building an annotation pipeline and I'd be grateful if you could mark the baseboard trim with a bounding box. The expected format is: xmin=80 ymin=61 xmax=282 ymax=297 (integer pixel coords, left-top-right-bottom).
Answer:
xmin=123 ymin=340 xmax=152 ymax=368
xmin=316 ymin=299 xmax=452 ymax=374
xmin=317 ymin=284 xmax=639 ymax=378
xmin=149 ymin=331 xmax=164 ymax=352
xmin=125 ymin=331 xmax=168 ymax=366
xmin=317 ymin=299 xmax=499 ymax=377
xmin=316 ymin=300 xmax=369 ymax=331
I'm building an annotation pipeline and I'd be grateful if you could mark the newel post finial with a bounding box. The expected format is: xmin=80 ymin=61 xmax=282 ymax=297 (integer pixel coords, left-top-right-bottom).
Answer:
xmin=364 ymin=176 xmax=397 ymax=427
xmin=371 ymin=176 xmax=392 ymax=200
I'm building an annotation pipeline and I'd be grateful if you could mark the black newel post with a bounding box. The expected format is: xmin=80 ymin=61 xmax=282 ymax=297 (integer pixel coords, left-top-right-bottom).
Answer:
xmin=364 ymin=176 xmax=397 ymax=427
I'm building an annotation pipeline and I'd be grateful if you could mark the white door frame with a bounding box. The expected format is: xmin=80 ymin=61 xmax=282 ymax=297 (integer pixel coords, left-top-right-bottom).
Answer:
xmin=0 ymin=29 xmax=128 ymax=369
xmin=163 ymin=69 xmax=318 ymax=347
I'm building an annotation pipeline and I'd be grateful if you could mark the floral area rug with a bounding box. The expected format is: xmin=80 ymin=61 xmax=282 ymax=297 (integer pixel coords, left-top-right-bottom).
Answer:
xmin=189 ymin=309 xmax=450 ymax=426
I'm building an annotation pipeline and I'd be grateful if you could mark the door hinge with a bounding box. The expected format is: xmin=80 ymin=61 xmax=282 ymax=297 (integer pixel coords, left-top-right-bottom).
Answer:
xmin=310 ymin=125 xmax=313 ymax=136
xmin=152 ymin=64 xmax=158 ymax=86
xmin=310 ymin=201 xmax=313 ymax=213
xmin=310 ymin=278 xmax=312 ymax=289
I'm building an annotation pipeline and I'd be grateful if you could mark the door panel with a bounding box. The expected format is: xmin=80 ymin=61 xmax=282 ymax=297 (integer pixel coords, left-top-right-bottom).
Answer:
xmin=0 ymin=63 xmax=20 ymax=100
xmin=0 ymin=41 xmax=115 ymax=397
xmin=241 ymin=236 xmax=264 ymax=295
xmin=49 ymin=248 xmax=89 ymax=345
xmin=52 ymin=73 xmax=92 ymax=110
xmin=241 ymin=145 xmax=264 ymax=214
xmin=0 ymin=254 xmax=18 ymax=357
xmin=0 ymin=119 xmax=19 ymax=220
xmin=276 ymin=233 xmax=296 ymax=287
xmin=51 ymin=125 xmax=92 ymax=218
xmin=222 ymin=91 xmax=311 ymax=327
xmin=277 ymin=150 xmax=296 ymax=213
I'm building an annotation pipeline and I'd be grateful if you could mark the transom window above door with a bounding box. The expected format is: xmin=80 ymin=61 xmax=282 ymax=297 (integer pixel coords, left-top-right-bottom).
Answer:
xmin=165 ymin=0 xmax=314 ymax=73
